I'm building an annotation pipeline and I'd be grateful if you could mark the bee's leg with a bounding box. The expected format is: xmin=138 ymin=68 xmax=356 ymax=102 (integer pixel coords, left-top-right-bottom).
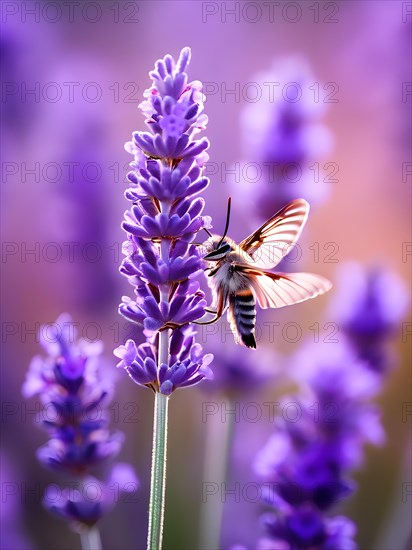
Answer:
xmin=194 ymin=293 xmax=226 ymax=325
xmin=193 ymin=304 xmax=223 ymax=325
xmin=193 ymin=314 xmax=221 ymax=326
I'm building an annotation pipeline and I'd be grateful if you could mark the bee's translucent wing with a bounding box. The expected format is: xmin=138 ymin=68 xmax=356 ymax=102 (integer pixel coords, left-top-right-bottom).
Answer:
xmin=239 ymin=199 xmax=310 ymax=269
xmin=243 ymin=268 xmax=332 ymax=309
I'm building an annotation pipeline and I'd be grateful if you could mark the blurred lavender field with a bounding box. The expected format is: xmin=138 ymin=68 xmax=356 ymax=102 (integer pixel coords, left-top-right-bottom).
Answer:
xmin=1 ymin=1 xmax=411 ymax=549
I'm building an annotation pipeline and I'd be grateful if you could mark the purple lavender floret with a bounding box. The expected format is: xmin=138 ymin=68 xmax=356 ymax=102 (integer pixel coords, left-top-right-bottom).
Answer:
xmin=119 ymin=278 xmax=207 ymax=333
xmin=116 ymin=48 xmax=213 ymax=393
xmin=115 ymin=326 xmax=213 ymax=395
xmin=253 ymin=340 xmax=385 ymax=549
xmin=132 ymin=50 xmax=208 ymax=162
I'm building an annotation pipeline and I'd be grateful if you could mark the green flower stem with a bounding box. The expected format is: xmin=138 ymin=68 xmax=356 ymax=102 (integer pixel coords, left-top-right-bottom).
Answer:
xmin=148 ymin=233 xmax=171 ymax=550
xmin=147 ymin=390 xmax=169 ymax=550
xmin=80 ymin=526 xmax=102 ymax=550
xmin=199 ymin=395 xmax=236 ymax=549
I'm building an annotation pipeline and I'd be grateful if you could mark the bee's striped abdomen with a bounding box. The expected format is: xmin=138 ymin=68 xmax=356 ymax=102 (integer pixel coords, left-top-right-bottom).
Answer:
xmin=228 ymin=290 xmax=257 ymax=349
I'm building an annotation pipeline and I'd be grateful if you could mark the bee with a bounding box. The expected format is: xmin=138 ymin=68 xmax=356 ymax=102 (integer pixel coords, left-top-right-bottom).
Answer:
xmin=197 ymin=198 xmax=332 ymax=349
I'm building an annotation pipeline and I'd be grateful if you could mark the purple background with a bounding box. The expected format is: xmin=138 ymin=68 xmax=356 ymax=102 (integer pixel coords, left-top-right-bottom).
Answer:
xmin=1 ymin=1 xmax=411 ymax=549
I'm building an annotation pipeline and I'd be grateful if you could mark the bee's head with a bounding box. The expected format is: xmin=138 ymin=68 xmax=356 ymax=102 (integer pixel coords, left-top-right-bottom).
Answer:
xmin=203 ymin=236 xmax=232 ymax=261
xmin=201 ymin=196 xmax=233 ymax=262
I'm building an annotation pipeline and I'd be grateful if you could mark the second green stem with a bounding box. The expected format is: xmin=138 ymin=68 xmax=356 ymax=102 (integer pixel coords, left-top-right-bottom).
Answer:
xmin=147 ymin=388 xmax=169 ymax=550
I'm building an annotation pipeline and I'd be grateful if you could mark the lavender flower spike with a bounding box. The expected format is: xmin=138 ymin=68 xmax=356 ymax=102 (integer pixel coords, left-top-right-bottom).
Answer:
xmin=23 ymin=314 xmax=124 ymax=473
xmin=23 ymin=314 xmax=138 ymax=548
xmin=116 ymin=47 xmax=213 ymax=396
xmin=116 ymin=48 xmax=213 ymax=550
xmin=253 ymin=339 xmax=384 ymax=550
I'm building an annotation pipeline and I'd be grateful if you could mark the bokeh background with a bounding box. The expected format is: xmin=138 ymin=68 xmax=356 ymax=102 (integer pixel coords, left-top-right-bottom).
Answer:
xmin=1 ymin=1 xmax=411 ymax=549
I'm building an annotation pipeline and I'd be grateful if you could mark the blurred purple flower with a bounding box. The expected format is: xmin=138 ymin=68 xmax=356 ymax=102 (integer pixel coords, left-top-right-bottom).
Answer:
xmin=23 ymin=314 xmax=103 ymax=402
xmin=202 ymin=337 xmax=280 ymax=396
xmin=23 ymin=314 xmax=138 ymax=529
xmin=252 ymin=339 xmax=385 ymax=549
xmin=328 ymin=262 xmax=409 ymax=372
xmin=115 ymin=47 xmax=214 ymax=394
xmin=260 ymin=509 xmax=356 ymax=550
xmin=43 ymin=464 xmax=138 ymax=530
xmin=232 ymin=57 xmax=333 ymax=220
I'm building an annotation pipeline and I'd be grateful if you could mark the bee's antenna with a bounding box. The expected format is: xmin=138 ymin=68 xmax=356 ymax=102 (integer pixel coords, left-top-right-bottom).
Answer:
xmin=217 ymin=197 xmax=231 ymax=249
xmin=190 ymin=227 xmax=213 ymax=246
